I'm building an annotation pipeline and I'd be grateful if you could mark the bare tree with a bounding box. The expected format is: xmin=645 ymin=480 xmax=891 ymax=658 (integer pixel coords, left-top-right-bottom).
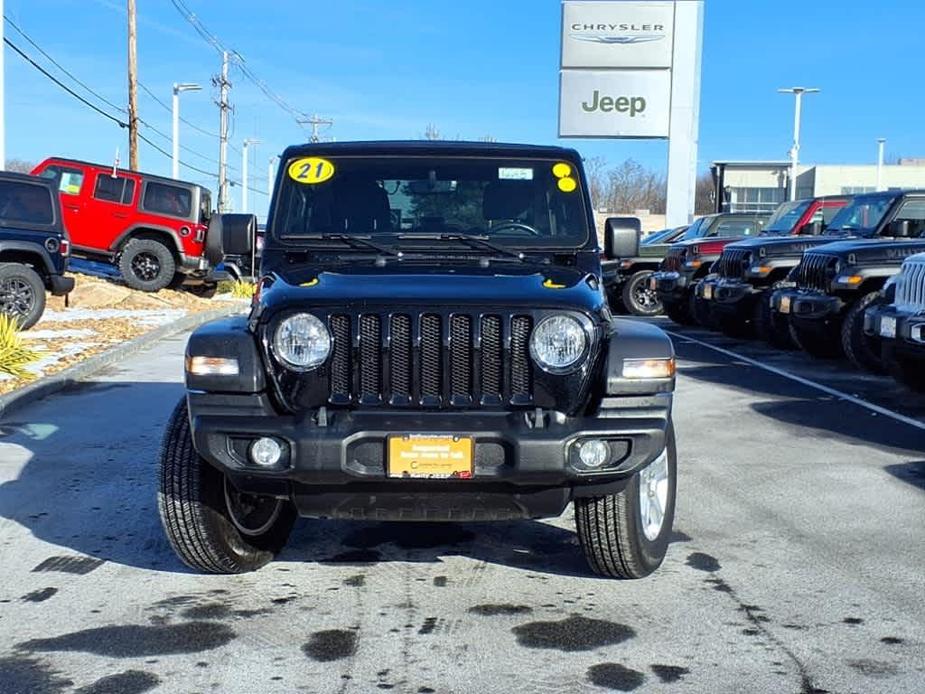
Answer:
xmin=423 ymin=124 xmax=442 ymax=141
xmin=695 ymin=171 xmax=715 ymax=215
xmin=602 ymin=159 xmax=666 ymax=214
xmin=584 ymin=156 xmax=609 ymax=211
xmin=5 ymin=159 xmax=37 ymax=174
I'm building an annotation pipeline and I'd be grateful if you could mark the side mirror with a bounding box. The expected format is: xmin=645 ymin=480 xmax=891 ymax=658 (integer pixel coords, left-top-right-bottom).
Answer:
xmin=604 ymin=217 xmax=641 ymax=259
xmin=204 ymin=213 xmax=257 ymax=266
xmin=800 ymin=220 xmax=824 ymax=236
xmin=889 ymin=219 xmax=912 ymax=238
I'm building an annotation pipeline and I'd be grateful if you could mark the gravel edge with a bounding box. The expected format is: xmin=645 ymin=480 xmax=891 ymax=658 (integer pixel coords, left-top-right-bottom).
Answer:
xmin=0 ymin=305 xmax=241 ymax=420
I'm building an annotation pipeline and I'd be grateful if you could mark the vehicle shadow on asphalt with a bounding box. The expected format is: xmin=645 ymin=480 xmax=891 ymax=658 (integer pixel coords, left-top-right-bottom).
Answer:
xmin=674 ymin=342 xmax=925 ymax=457
xmin=884 ymin=461 xmax=925 ymax=492
xmin=0 ymin=379 xmax=691 ymax=578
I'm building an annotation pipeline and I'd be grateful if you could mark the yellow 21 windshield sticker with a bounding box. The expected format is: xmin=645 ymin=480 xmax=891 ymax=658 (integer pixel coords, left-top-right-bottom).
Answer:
xmin=288 ymin=157 xmax=335 ymax=185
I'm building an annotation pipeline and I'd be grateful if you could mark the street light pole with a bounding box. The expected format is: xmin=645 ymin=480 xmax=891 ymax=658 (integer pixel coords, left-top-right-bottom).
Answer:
xmin=171 ymin=83 xmax=201 ymax=180
xmin=876 ymin=138 xmax=887 ymax=192
xmin=778 ymin=87 xmax=820 ymax=201
xmin=241 ymin=138 xmax=261 ymax=212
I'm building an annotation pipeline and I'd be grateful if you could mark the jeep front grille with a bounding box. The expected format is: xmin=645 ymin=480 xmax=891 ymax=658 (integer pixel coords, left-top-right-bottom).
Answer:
xmin=896 ymin=260 xmax=925 ymax=312
xmin=662 ymin=249 xmax=684 ymax=272
xmin=717 ymin=248 xmax=750 ymax=280
xmin=327 ymin=311 xmax=534 ymax=408
xmin=796 ymin=253 xmax=837 ymax=292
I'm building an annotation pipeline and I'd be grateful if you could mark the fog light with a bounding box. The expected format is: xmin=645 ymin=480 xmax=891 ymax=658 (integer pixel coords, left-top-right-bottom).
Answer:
xmin=578 ymin=440 xmax=610 ymax=469
xmin=250 ymin=437 xmax=282 ymax=467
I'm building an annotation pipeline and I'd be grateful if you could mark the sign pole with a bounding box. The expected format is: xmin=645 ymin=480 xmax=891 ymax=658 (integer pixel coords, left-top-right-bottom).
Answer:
xmin=665 ymin=1 xmax=704 ymax=227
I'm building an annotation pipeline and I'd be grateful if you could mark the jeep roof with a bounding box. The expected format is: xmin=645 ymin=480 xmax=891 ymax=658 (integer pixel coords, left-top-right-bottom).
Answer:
xmin=34 ymin=157 xmax=209 ymax=193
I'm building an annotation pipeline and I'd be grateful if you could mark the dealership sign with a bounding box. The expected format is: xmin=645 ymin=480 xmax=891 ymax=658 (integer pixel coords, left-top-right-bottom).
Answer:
xmin=561 ymin=0 xmax=675 ymax=69
xmin=559 ymin=1 xmax=685 ymax=139
xmin=559 ymin=70 xmax=670 ymax=138
xmin=558 ymin=0 xmax=704 ymax=226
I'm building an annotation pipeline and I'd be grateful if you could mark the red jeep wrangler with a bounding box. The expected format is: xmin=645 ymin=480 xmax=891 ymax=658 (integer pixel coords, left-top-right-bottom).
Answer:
xmin=31 ymin=158 xmax=221 ymax=293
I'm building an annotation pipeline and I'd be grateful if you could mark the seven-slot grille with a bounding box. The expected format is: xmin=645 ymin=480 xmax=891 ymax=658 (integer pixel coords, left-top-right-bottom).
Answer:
xmin=796 ymin=253 xmax=837 ymax=292
xmin=327 ymin=311 xmax=533 ymax=408
xmin=717 ymin=248 xmax=751 ymax=280
xmin=896 ymin=259 xmax=925 ymax=312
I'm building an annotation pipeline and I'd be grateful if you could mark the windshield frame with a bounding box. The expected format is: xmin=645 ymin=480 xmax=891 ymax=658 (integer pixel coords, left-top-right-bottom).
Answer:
xmin=267 ymin=154 xmax=595 ymax=252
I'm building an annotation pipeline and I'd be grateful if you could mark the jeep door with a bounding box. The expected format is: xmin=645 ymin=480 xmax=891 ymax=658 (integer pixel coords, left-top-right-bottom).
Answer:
xmin=34 ymin=162 xmax=88 ymax=246
xmin=88 ymin=171 xmax=139 ymax=251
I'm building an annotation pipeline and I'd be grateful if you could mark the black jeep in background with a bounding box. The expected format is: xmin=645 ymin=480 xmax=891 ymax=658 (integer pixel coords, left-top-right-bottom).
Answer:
xmin=864 ymin=252 xmax=925 ymax=391
xmin=159 ymin=141 xmax=679 ymax=580
xmin=0 ymin=172 xmax=74 ymax=329
xmin=772 ymin=190 xmax=925 ymax=371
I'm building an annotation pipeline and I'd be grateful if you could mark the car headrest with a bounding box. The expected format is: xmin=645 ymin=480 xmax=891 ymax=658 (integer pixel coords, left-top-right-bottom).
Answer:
xmin=482 ymin=180 xmax=533 ymax=221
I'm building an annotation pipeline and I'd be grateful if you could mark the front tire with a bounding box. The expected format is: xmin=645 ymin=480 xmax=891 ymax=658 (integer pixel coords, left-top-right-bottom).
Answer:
xmin=789 ymin=322 xmax=843 ymax=358
xmin=158 ymin=399 xmax=296 ymax=573
xmin=841 ymin=292 xmax=885 ymax=373
xmin=575 ymin=423 xmax=677 ymax=579
xmin=622 ymin=271 xmax=662 ymax=316
xmin=664 ymin=302 xmax=693 ymax=326
xmin=0 ymin=263 xmax=46 ymax=330
xmin=119 ymin=239 xmax=176 ymax=292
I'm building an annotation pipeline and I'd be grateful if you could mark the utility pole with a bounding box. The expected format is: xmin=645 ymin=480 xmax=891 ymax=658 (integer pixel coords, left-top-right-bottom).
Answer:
xmin=241 ymin=138 xmax=261 ymax=212
xmin=778 ymin=87 xmax=820 ymax=201
xmin=0 ymin=0 xmax=6 ymax=170
xmin=172 ymin=83 xmax=201 ymax=179
xmin=214 ymin=52 xmax=232 ymax=211
xmin=876 ymin=138 xmax=887 ymax=192
xmin=127 ymin=0 xmax=139 ymax=170
xmin=298 ymin=114 xmax=333 ymax=143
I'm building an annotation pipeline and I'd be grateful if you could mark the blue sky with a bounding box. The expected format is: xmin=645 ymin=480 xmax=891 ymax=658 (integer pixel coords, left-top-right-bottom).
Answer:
xmin=4 ymin=0 xmax=923 ymax=219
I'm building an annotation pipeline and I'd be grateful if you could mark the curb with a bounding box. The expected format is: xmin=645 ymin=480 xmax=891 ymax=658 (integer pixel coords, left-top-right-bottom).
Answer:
xmin=0 ymin=305 xmax=242 ymax=420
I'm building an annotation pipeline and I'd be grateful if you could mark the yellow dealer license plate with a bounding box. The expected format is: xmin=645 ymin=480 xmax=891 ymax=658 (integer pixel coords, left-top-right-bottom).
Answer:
xmin=388 ymin=435 xmax=473 ymax=479
xmin=779 ymin=296 xmax=792 ymax=314
xmin=703 ymin=283 xmax=714 ymax=300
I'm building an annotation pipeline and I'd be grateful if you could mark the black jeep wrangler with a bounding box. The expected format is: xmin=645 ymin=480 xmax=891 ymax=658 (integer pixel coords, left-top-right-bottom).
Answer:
xmin=771 ymin=190 xmax=925 ymax=370
xmin=0 ymin=172 xmax=74 ymax=329
xmin=864 ymin=252 xmax=925 ymax=391
xmin=158 ymin=141 xmax=679 ymax=579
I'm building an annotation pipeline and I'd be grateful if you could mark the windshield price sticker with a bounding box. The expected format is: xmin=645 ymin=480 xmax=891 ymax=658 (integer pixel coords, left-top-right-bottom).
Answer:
xmin=498 ymin=167 xmax=534 ymax=180
xmin=288 ymin=157 xmax=336 ymax=185
xmin=552 ymin=162 xmax=572 ymax=178
xmin=558 ymin=177 xmax=577 ymax=193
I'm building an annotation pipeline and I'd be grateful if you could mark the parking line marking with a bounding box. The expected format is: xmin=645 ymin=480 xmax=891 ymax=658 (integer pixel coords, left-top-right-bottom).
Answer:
xmin=666 ymin=330 xmax=925 ymax=434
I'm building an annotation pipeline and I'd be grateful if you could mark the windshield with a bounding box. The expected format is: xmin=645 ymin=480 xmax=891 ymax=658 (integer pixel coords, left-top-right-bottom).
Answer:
xmin=765 ymin=200 xmax=811 ymax=233
xmin=825 ymin=195 xmax=894 ymax=236
xmin=273 ymin=156 xmax=590 ymax=248
xmin=677 ymin=217 xmax=709 ymax=241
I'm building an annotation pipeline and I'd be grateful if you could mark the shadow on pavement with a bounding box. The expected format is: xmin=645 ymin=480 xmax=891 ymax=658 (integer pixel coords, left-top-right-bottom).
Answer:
xmin=884 ymin=461 xmax=925 ymax=492
xmin=0 ymin=380 xmax=689 ymax=579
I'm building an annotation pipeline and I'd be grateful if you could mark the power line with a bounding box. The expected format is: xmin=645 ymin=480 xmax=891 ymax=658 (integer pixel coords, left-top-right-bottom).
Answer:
xmin=138 ymin=81 xmax=218 ymax=139
xmin=168 ymin=0 xmax=320 ymax=129
xmin=4 ymin=34 xmax=267 ymax=196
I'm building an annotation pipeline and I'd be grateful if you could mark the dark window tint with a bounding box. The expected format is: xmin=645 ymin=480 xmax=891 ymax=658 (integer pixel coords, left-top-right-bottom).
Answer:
xmin=821 ymin=205 xmax=843 ymax=223
xmin=0 ymin=181 xmax=54 ymax=225
xmin=714 ymin=218 xmax=766 ymax=237
xmin=94 ymin=175 xmax=135 ymax=205
xmin=39 ymin=166 xmax=85 ymax=195
xmin=143 ymin=182 xmax=192 ymax=218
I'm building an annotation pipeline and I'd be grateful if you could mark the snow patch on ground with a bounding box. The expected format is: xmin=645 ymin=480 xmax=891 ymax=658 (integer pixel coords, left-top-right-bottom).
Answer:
xmin=41 ymin=308 xmax=188 ymax=326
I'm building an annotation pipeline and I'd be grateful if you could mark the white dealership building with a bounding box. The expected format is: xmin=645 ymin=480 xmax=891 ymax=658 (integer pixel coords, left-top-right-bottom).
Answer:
xmin=711 ymin=159 xmax=925 ymax=213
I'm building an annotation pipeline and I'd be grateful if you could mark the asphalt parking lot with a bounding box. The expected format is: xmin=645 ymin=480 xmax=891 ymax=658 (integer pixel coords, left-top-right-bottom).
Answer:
xmin=1 ymin=322 xmax=923 ymax=694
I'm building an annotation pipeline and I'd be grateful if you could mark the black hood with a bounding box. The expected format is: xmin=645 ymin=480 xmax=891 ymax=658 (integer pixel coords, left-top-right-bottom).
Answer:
xmin=804 ymin=238 xmax=925 ymax=264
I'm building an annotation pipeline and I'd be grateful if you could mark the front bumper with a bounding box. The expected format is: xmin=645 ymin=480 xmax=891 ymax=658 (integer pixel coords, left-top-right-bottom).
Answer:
xmin=48 ymin=274 xmax=75 ymax=296
xmin=188 ymin=391 xmax=672 ymax=519
xmin=864 ymin=305 xmax=925 ymax=357
xmin=709 ymin=278 xmax=760 ymax=316
xmin=651 ymin=271 xmax=690 ymax=305
xmin=771 ymin=288 xmax=844 ymax=325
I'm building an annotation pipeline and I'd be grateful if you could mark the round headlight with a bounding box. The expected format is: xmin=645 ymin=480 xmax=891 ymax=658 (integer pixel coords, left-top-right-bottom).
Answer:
xmin=273 ymin=313 xmax=331 ymax=370
xmin=530 ymin=315 xmax=588 ymax=373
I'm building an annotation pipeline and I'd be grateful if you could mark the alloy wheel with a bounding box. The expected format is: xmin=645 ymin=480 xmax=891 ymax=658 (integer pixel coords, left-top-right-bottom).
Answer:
xmin=639 ymin=449 xmax=670 ymax=541
xmin=131 ymin=252 xmax=161 ymax=282
xmin=0 ymin=277 xmax=36 ymax=319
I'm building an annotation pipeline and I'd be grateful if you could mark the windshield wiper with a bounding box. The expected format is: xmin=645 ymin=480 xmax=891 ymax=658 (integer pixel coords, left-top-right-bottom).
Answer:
xmin=298 ymin=233 xmax=402 ymax=257
xmin=397 ymin=233 xmax=527 ymax=262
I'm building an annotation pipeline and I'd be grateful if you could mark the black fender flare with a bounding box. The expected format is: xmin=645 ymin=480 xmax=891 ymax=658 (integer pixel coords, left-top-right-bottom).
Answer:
xmin=111 ymin=224 xmax=184 ymax=259
xmin=603 ymin=318 xmax=676 ymax=395
xmin=185 ymin=315 xmax=265 ymax=394
xmin=0 ymin=240 xmax=56 ymax=275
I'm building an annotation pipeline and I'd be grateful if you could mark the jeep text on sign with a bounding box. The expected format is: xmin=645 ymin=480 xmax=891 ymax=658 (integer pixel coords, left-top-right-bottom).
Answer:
xmin=559 ymin=70 xmax=670 ymax=139
xmin=561 ymin=0 xmax=675 ymax=69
